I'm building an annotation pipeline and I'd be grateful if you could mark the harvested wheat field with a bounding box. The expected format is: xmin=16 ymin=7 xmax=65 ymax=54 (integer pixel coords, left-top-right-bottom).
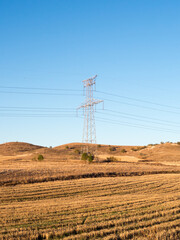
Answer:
xmin=0 ymin=142 xmax=180 ymax=239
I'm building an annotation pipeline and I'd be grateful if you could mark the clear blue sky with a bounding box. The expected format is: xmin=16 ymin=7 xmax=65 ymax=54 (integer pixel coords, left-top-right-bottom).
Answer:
xmin=0 ymin=0 xmax=180 ymax=147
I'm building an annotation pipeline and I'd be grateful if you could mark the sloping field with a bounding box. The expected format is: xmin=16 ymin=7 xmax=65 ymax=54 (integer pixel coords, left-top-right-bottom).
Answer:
xmin=0 ymin=142 xmax=180 ymax=186
xmin=0 ymin=174 xmax=179 ymax=239
xmin=0 ymin=158 xmax=179 ymax=186
xmin=0 ymin=142 xmax=44 ymax=155
xmin=0 ymin=142 xmax=180 ymax=239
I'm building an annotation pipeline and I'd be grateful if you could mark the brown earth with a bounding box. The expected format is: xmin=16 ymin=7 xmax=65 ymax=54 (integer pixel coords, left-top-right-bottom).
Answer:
xmin=0 ymin=141 xmax=180 ymax=186
xmin=0 ymin=142 xmax=44 ymax=155
xmin=0 ymin=141 xmax=180 ymax=239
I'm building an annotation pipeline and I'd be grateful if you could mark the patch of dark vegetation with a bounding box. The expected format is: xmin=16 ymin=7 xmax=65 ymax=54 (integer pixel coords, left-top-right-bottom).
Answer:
xmin=109 ymin=146 xmax=116 ymax=152
xmin=121 ymin=149 xmax=127 ymax=153
xmin=148 ymin=143 xmax=158 ymax=147
xmin=1 ymin=170 xmax=179 ymax=186
xmin=74 ymin=149 xmax=80 ymax=155
xmin=32 ymin=154 xmax=44 ymax=161
xmin=131 ymin=146 xmax=147 ymax=151
xmin=103 ymin=157 xmax=118 ymax=162
xmin=81 ymin=153 xmax=94 ymax=163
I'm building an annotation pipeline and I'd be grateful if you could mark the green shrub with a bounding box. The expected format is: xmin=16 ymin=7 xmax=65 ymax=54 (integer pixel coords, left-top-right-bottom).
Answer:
xmin=131 ymin=146 xmax=146 ymax=151
xmin=74 ymin=149 xmax=80 ymax=155
xmin=32 ymin=154 xmax=44 ymax=161
xmin=109 ymin=146 xmax=116 ymax=151
xmin=65 ymin=146 xmax=69 ymax=149
xmin=131 ymin=147 xmax=138 ymax=151
xmin=105 ymin=156 xmax=117 ymax=162
xmin=97 ymin=144 xmax=101 ymax=148
xmin=81 ymin=153 xmax=94 ymax=163
xmin=81 ymin=153 xmax=88 ymax=160
xmin=38 ymin=154 xmax=44 ymax=161
xmin=121 ymin=149 xmax=127 ymax=153
xmin=141 ymin=146 xmax=147 ymax=150
xmin=88 ymin=154 xmax=94 ymax=163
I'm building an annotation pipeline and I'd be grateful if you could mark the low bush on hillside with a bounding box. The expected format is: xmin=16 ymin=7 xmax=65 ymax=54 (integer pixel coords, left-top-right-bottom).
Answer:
xmin=38 ymin=154 xmax=44 ymax=161
xmin=131 ymin=146 xmax=146 ymax=151
xmin=109 ymin=146 xmax=116 ymax=151
xmin=32 ymin=154 xmax=44 ymax=161
xmin=131 ymin=147 xmax=138 ymax=151
xmin=88 ymin=154 xmax=94 ymax=163
xmin=105 ymin=156 xmax=118 ymax=162
xmin=148 ymin=143 xmax=158 ymax=147
xmin=74 ymin=149 xmax=80 ymax=155
xmin=81 ymin=153 xmax=88 ymax=160
xmin=139 ymin=153 xmax=147 ymax=159
xmin=121 ymin=149 xmax=127 ymax=153
xmin=81 ymin=153 xmax=94 ymax=163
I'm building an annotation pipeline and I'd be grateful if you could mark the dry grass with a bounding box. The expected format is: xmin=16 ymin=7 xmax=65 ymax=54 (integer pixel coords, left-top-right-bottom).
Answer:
xmin=0 ymin=154 xmax=179 ymax=186
xmin=0 ymin=142 xmax=43 ymax=155
xmin=0 ymin=142 xmax=180 ymax=239
xmin=0 ymin=174 xmax=179 ymax=239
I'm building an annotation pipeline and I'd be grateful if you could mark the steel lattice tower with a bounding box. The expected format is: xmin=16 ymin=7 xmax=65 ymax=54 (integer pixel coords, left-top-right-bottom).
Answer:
xmin=77 ymin=75 xmax=103 ymax=152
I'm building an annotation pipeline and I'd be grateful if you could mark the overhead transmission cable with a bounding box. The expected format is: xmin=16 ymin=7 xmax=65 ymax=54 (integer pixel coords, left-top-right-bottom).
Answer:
xmin=1 ymin=85 xmax=180 ymax=110
xmin=94 ymin=116 xmax=179 ymax=134
xmin=1 ymin=85 xmax=180 ymax=112
xmin=0 ymin=86 xmax=83 ymax=92
xmin=95 ymin=110 xmax=180 ymax=128
xmin=102 ymin=98 xmax=180 ymax=115
xmin=78 ymin=115 xmax=179 ymax=134
xmin=99 ymin=109 xmax=180 ymax=127
xmin=0 ymin=114 xmax=75 ymax=118
xmin=96 ymin=90 xmax=180 ymax=110
xmin=0 ymin=91 xmax=81 ymax=96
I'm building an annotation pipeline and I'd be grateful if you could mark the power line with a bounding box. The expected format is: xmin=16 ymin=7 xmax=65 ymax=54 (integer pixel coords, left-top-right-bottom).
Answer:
xmin=99 ymin=109 xmax=180 ymax=127
xmin=2 ymin=105 xmax=179 ymax=128
xmin=1 ymin=85 xmax=180 ymax=111
xmin=0 ymin=86 xmax=82 ymax=92
xmin=94 ymin=116 xmax=179 ymax=134
xmin=1 ymin=85 xmax=180 ymax=113
xmin=0 ymin=106 xmax=74 ymax=110
xmin=96 ymin=111 xmax=179 ymax=128
xmin=0 ymin=109 xmax=75 ymax=113
xmin=96 ymin=90 xmax=180 ymax=110
xmin=0 ymin=113 xmax=76 ymax=118
xmin=103 ymin=98 xmax=180 ymax=115
xmin=0 ymin=91 xmax=81 ymax=96
xmin=1 ymin=108 xmax=179 ymax=134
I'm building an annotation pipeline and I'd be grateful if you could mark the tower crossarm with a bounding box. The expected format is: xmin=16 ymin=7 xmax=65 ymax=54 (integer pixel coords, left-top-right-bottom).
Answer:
xmin=77 ymin=99 xmax=103 ymax=110
xmin=82 ymin=75 xmax=97 ymax=87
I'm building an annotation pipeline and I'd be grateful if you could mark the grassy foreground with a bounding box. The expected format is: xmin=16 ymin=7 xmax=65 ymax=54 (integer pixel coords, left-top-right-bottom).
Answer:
xmin=0 ymin=174 xmax=180 ymax=239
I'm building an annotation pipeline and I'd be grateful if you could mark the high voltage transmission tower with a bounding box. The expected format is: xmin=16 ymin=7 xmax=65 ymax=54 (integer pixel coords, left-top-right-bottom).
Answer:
xmin=77 ymin=75 xmax=103 ymax=153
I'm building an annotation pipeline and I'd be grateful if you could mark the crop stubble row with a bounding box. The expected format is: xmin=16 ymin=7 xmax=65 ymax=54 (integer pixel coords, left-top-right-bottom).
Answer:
xmin=0 ymin=174 xmax=179 ymax=239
